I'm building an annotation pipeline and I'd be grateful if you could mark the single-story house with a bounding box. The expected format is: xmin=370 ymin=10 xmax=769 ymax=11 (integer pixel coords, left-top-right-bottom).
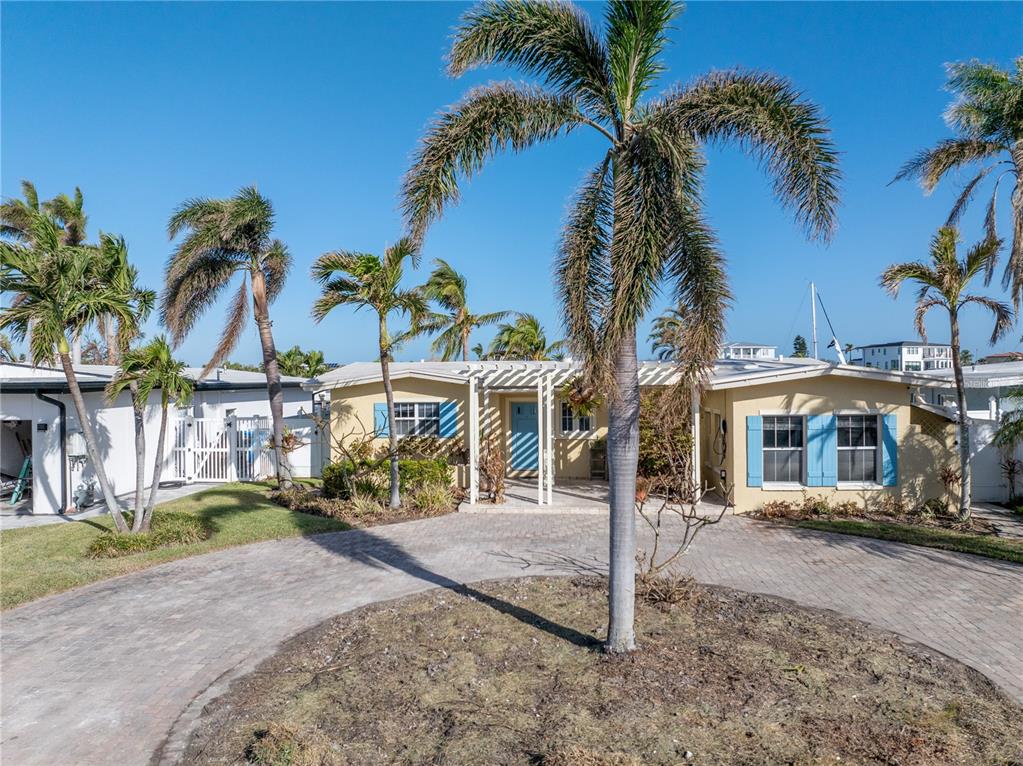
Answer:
xmin=1 ymin=362 xmax=315 ymax=515
xmin=310 ymin=358 xmax=957 ymax=512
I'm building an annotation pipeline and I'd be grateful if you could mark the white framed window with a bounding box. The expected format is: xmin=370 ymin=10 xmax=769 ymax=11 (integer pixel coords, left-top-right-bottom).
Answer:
xmin=560 ymin=402 xmax=592 ymax=434
xmin=393 ymin=402 xmax=440 ymax=436
xmin=837 ymin=414 xmax=878 ymax=483
xmin=762 ymin=415 xmax=804 ymax=484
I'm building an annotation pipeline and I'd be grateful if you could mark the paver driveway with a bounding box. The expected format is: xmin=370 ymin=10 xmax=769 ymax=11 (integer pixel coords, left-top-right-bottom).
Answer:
xmin=2 ymin=513 xmax=1021 ymax=766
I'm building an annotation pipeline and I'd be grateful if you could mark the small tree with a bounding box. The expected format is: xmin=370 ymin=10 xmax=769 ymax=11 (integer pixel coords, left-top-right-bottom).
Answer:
xmin=106 ymin=336 xmax=193 ymax=532
xmin=421 ymin=259 xmax=509 ymax=361
xmin=792 ymin=334 xmax=809 ymax=357
xmin=488 ymin=314 xmax=565 ymax=360
xmin=311 ymin=238 xmax=428 ymax=508
xmin=881 ymin=227 xmax=1013 ymax=521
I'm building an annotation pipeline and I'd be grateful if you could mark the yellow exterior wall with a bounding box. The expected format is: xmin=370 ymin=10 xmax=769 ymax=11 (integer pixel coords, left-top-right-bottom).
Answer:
xmin=329 ymin=380 xmax=608 ymax=486
xmin=716 ymin=376 xmax=955 ymax=513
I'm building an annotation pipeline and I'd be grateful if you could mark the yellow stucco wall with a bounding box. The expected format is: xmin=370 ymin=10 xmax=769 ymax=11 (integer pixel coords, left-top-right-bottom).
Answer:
xmin=329 ymin=379 xmax=608 ymax=486
xmin=709 ymin=376 xmax=955 ymax=512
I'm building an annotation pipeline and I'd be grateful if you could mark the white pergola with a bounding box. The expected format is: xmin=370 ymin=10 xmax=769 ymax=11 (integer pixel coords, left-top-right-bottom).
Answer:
xmin=458 ymin=361 xmax=697 ymax=506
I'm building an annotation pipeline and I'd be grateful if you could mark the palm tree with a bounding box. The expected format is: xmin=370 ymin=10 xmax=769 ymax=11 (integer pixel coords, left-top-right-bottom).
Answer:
xmin=0 ymin=213 xmax=142 ymax=532
xmin=881 ymin=227 xmax=1013 ymax=521
xmin=311 ymin=239 xmax=427 ymax=508
xmin=106 ymin=336 xmax=193 ymax=532
xmin=894 ymin=58 xmax=1023 ymax=307
xmin=162 ymin=187 xmax=294 ymax=488
xmin=0 ymin=332 xmax=17 ymax=362
xmin=0 ymin=180 xmax=43 ymax=242
xmin=95 ymin=233 xmax=155 ymax=365
xmin=488 ymin=314 xmax=565 ymax=360
xmin=649 ymin=307 xmax=687 ymax=361
xmin=277 ymin=345 xmax=308 ymax=377
xmin=402 ymin=0 xmax=839 ymax=652
xmin=303 ymin=349 xmax=330 ymax=377
xmin=421 ymin=258 xmax=509 ymax=360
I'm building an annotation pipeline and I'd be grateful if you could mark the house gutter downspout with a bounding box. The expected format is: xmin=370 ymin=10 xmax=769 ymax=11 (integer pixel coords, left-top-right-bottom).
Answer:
xmin=35 ymin=391 xmax=68 ymax=513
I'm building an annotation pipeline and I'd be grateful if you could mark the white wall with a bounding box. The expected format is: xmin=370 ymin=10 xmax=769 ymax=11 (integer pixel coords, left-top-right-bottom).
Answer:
xmin=969 ymin=417 xmax=1023 ymax=502
xmin=190 ymin=386 xmax=310 ymax=419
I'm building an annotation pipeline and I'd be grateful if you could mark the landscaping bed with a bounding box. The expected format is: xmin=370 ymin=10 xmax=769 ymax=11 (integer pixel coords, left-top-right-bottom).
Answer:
xmin=753 ymin=493 xmax=1023 ymax=564
xmin=182 ymin=577 xmax=1023 ymax=766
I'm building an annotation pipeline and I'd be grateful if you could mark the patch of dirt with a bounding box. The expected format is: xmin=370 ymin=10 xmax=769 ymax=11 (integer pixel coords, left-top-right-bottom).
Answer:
xmin=182 ymin=578 xmax=1023 ymax=766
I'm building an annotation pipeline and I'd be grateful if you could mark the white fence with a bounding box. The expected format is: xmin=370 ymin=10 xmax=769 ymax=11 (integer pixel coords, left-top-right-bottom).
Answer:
xmin=166 ymin=415 xmax=326 ymax=483
xmin=969 ymin=417 xmax=1023 ymax=502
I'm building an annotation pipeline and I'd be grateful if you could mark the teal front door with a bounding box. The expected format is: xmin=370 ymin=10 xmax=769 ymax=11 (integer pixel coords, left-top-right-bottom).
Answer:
xmin=510 ymin=403 xmax=539 ymax=471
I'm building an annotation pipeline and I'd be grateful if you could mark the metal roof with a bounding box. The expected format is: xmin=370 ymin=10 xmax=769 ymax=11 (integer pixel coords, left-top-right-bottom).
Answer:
xmin=309 ymin=357 xmax=953 ymax=392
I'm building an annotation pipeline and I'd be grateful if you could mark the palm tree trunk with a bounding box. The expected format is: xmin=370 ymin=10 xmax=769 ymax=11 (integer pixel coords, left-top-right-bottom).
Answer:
xmin=58 ymin=351 xmax=130 ymax=533
xmin=949 ymin=312 xmax=972 ymax=521
xmin=251 ymin=268 xmax=293 ymax=489
xmin=462 ymin=327 xmax=470 ymax=362
xmin=129 ymin=383 xmax=146 ymax=531
xmin=605 ymin=332 xmax=639 ymax=653
xmin=143 ymin=396 xmax=170 ymax=532
xmin=379 ymin=315 xmax=401 ymax=509
xmin=104 ymin=317 xmax=119 ymax=366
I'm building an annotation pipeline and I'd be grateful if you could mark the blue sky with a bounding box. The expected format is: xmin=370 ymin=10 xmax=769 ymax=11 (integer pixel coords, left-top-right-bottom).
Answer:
xmin=3 ymin=1 xmax=1021 ymax=365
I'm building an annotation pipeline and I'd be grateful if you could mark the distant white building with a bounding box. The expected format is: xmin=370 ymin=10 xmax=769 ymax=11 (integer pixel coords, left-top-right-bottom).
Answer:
xmin=850 ymin=342 xmax=953 ymax=372
xmin=719 ymin=342 xmax=778 ymax=361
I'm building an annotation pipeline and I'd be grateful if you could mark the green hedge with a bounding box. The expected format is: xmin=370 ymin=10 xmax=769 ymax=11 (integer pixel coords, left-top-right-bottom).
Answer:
xmin=322 ymin=458 xmax=451 ymax=500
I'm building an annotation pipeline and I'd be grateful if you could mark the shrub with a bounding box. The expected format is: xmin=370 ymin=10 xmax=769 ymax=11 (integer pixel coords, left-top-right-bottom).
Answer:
xmin=321 ymin=461 xmax=353 ymax=500
xmin=352 ymin=474 xmax=388 ymax=503
xmin=349 ymin=494 xmax=383 ymax=518
xmin=397 ymin=458 xmax=451 ymax=490
xmin=638 ymin=389 xmax=692 ymax=479
xmin=636 ymin=571 xmax=700 ymax=608
xmin=270 ymin=487 xmax=348 ymax=519
xmin=759 ymin=500 xmax=795 ymax=519
xmin=86 ymin=511 xmax=211 ymax=558
xmin=409 ymin=482 xmax=455 ymax=515
xmin=245 ymin=722 xmax=339 ymax=766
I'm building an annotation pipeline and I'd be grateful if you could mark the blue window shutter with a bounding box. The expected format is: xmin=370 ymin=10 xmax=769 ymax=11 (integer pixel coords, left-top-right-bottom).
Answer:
xmin=439 ymin=401 xmax=457 ymax=437
xmin=807 ymin=414 xmax=837 ymax=486
xmin=881 ymin=414 xmax=898 ymax=486
xmin=746 ymin=416 xmax=763 ymax=487
xmin=373 ymin=403 xmax=389 ymax=437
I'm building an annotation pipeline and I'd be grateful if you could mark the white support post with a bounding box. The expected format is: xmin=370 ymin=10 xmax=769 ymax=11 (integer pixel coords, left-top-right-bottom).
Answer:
xmin=546 ymin=373 xmax=554 ymax=505
xmin=690 ymin=388 xmax=701 ymax=492
xmin=540 ymin=374 xmax=548 ymax=501
xmin=469 ymin=375 xmax=479 ymax=505
xmin=185 ymin=415 xmax=195 ymax=485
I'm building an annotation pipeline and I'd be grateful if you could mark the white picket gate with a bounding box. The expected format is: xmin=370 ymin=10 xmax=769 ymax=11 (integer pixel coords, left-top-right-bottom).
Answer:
xmin=167 ymin=416 xmax=275 ymax=484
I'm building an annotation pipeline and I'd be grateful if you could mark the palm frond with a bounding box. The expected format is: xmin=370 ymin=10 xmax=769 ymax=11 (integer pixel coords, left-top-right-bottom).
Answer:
xmin=960 ymin=294 xmax=1014 ymax=345
xmin=650 ymin=70 xmax=841 ymax=242
xmin=448 ymin=0 xmax=616 ymax=122
xmin=605 ymin=0 xmax=678 ymax=120
xmin=893 ymin=138 xmax=1005 ymax=191
xmin=880 ymin=261 xmax=939 ymax=298
xmin=945 ymin=166 xmax=994 ymax=226
xmin=402 ymin=82 xmax=584 ymax=242
xmin=161 ymin=250 xmax=240 ymax=346
xmin=202 ymin=278 xmax=250 ymax=377
xmin=913 ymin=297 xmax=945 ymax=341
xmin=262 ymin=239 xmax=292 ymax=303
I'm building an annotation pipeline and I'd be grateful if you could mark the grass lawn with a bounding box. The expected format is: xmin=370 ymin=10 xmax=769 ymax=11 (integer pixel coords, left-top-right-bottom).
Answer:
xmin=183 ymin=577 xmax=1023 ymax=765
xmin=1 ymin=482 xmax=351 ymax=610
xmin=793 ymin=518 xmax=1023 ymax=564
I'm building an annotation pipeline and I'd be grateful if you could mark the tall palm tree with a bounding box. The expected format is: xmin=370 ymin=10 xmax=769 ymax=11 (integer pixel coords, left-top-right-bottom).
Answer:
xmin=0 ymin=180 xmax=43 ymax=242
xmin=277 ymin=345 xmax=308 ymax=377
xmin=421 ymin=258 xmax=509 ymax=360
xmin=894 ymin=58 xmax=1023 ymax=308
xmin=311 ymin=238 xmax=427 ymax=508
xmin=106 ymin=336 xmax=193 ymax=532
xmin=95 ymin=233 xmax=155 ymax=365
xmin=402 ymin=0 xmax=839 ymax=652
xmin=162 ymin=186 xmax=294 ymax=488
xmin=488 ymin=313 xmax=565 ymax=360
xmin=881 ymin=227 xmax=1012 ymax=521
xmin=303 ymin=349 xmax=330 ymax=377
xmin=0 ymin=213 xmax=142 ymax=532
xmin=648 ymin=306 xmax=687 ymax=361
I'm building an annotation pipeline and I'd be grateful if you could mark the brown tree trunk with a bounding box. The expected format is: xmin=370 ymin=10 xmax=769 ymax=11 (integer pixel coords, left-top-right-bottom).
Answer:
xmin=59 ymin=351 xmax=130 ymax=532
xmin=462 ymin=327 xmax=470 ymax=362
xmin=142 ymin=396 xmax=170 ymax=532
xmin=949 ymin=312 xmax=972 ymax=521
xmin=251 ymin=267 xmax=293 ymax=489
xmin=379 ymin=315 xmax=401 ymax=509
xmin=129 ymin=382 xmax=146 ymax=531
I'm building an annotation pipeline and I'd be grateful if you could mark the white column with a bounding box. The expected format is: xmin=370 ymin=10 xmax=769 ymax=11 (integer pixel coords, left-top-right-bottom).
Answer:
xmin=989 ymin=394 xmax=999 ymax=421
xmin=537 ymin=376 xmax=544 ymax=505
xmin=469 ymin=375 xmax=479 ymax=505
xmin=546 ymin=373 xmax=554 ymax=504
xmin=690 ymin=387 xmax=701 ymax=492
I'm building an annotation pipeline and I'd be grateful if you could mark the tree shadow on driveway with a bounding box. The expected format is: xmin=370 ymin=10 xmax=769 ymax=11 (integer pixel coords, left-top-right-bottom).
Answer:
xmin=307 ymin=525 xmax=603 ymax=650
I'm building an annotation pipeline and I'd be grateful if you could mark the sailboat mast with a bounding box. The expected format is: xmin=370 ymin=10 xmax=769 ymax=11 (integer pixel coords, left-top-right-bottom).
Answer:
xmin=810 ymin=281 xmax=819 ymax=359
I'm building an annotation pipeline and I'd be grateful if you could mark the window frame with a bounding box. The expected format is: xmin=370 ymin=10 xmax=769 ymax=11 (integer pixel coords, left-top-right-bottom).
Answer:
xmin=559 ymin=401 xmax=594 ymax=436
xmin=835 ymin=411 xmax=881 ymax=487
xmin=391 ymin=401 xmax=441 ymax=438
xmin=760 ymin=413 xmax=806 ymax=487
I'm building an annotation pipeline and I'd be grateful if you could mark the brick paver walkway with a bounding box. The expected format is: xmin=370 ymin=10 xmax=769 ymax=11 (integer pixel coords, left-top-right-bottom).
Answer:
xmin=2 ymin=514 xmax=1021 ymax=766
